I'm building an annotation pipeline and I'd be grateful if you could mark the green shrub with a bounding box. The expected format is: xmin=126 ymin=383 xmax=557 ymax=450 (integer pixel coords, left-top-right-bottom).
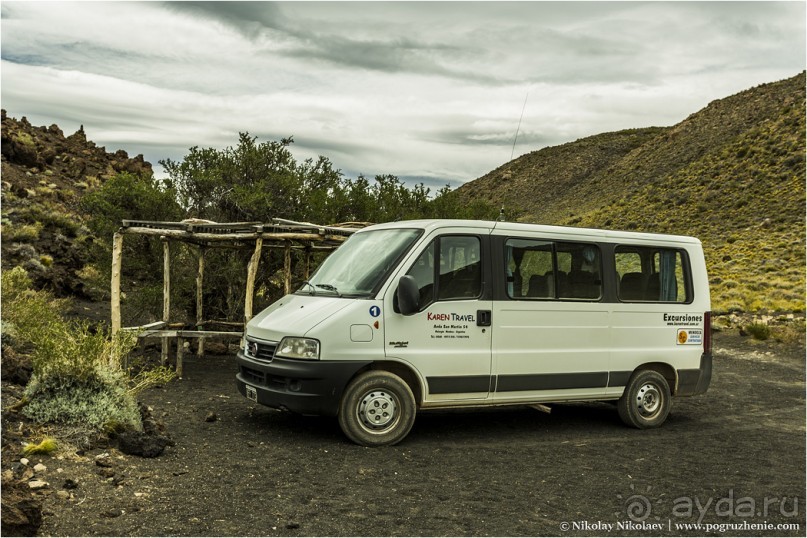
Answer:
xmin=770 ymin=320 xmax=807 ymax=345
xmin=1 ymin=267 xmax=65 ymax=344
xmin=14 ymin=132 xmax=35 ymax=148
xmin=3 ymin=221 xmax=44 ymax=242
xmin=76 ymin=264 xmax=109 ymax=301
xmin=745 ymin=323 xmax=771 ymax=340
xmin=22 ymin=438 xmax=58 ymax=456
xmin=23 ymin=369 xmax=141 ymax=430
xmin=2 ymin=266 xmax=173 ymax=431
xmin=16 ymin=205 xmax=82 ymax=237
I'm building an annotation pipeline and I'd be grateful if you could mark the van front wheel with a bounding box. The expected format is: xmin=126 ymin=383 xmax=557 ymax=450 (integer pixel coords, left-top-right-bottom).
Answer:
xmin=338 ymin=371 xmax=416 ymax=447
xmin=617 ymin=370 xmax=671 ymax=429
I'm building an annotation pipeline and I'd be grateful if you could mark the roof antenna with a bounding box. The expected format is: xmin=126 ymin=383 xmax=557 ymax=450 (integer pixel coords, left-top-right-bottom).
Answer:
xmin=510 ymin=91 xmax=529 ymax=162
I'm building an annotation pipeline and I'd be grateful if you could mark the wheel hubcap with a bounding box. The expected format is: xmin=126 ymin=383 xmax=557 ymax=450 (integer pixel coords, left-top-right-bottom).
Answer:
xmin=357 ymin=390 xmax=398 ymax=431
xmin=636 ymin=383 xmax=662 ymax=418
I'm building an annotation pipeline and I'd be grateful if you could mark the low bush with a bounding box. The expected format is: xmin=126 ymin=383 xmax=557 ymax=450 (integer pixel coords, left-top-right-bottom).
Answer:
xmin=770 ymin=320 xmax=807 ymax=345
xmin=22 ymin=438 xmax=58 ymax=456
xmin=1 ymin=266 xmax=174 ymax=432
xmin=3 ymin=221 xmax=44 ymax=242
xmin=744 ymin=322 xmax=771 ymax=341
xmin=23 ymin=368 xmax=141 ymax=430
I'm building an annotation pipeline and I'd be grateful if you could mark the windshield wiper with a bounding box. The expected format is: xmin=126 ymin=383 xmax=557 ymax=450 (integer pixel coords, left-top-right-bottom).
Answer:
xmin=315 ymin=283 xmax=341 ymax=296
xmin=300 ymin=281 xmax=316 ymax=295
xmin=297 ymin=281 xmax=341 ymax=297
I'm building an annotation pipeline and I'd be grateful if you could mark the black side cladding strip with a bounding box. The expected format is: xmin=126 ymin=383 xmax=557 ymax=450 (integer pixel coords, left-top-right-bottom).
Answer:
xmin=427 ymin=375 xmax=491 ymax=394
xmin=427 ymin=372 xmax=624 ymax=394
xmin=496 ymin=372 xmax=609 ymax=392
xmin=607 ymin=371 xmax=633 ymax=387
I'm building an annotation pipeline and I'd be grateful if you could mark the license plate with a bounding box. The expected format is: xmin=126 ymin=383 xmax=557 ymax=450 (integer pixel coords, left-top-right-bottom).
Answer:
xmin=245 ymin=385 xmax=258 ymax=402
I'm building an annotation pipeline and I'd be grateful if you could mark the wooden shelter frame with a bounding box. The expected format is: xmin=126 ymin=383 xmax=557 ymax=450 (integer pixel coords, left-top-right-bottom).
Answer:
xmin=110 ymin=218 xmax=364 ymax=376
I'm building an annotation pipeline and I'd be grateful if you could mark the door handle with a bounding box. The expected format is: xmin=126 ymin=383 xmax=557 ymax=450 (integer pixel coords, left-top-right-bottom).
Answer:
xmin=477 ymin=310 xmax=492 ymax=327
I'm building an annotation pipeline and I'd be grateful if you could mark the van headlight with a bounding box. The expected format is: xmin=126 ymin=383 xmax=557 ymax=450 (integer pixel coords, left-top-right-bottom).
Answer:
xmin=276 ymin=337 xmax=320 ymax=360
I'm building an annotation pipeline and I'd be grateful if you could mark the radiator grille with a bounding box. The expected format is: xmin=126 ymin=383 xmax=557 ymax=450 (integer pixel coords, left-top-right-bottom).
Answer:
xmin=245 ymin=339 xmax=277 ymax=363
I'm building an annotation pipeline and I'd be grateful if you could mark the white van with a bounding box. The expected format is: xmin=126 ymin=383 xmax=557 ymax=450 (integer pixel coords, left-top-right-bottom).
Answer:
xmin=236 ymin=220 xmax=712 ymax=446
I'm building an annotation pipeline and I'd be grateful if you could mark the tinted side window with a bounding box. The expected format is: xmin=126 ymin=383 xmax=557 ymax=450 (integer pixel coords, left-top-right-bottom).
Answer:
xmin=407 ymin=241 xmax=435 ymax=306
xmin=438 ymin=236 xmax=482 ymax=300
xmin=406 ymin=236 xmax=482 ymax=307
xmin=615 ymin=246 xmax=689 ymax=302
xmin=507 ymin=240 xmax=553 ymax=298
xmin=557 ymin=242 xmax=602 ymax=300
xmin=506 ymin=239 xmax=601 ymax=300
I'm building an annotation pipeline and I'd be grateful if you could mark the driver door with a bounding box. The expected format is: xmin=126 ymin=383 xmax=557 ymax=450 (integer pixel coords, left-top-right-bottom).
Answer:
xmin=384 ymin=232 xmax=493 ymax=402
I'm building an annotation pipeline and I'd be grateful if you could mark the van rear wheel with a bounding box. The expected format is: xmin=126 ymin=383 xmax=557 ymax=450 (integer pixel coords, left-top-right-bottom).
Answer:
xmin=338 ymin=371 xmax=416 ymax=447
xmin=617 ymin=370 xmax=671 ymax=428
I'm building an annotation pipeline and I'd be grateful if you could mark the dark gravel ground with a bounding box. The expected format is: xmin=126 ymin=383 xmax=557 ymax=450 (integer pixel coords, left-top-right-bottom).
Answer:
xmin=27 ymin=331 xmax=807 ymax=536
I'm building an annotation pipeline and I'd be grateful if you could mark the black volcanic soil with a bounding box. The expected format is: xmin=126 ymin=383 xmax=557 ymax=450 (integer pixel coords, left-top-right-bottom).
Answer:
xmin=7 ymin=331 xmax=806 ymax=537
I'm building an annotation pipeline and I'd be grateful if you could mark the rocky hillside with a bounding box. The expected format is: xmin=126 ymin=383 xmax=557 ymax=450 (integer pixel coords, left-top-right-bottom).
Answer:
xmin=1 ymin=110 xmax=152 ymax=297
xmin=459 ymin=72 xmax=806 ymax=313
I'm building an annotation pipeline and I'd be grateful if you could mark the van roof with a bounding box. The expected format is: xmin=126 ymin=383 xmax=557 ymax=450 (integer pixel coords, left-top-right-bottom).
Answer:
xmin=361 ymin=219 xmax=702 ymax=245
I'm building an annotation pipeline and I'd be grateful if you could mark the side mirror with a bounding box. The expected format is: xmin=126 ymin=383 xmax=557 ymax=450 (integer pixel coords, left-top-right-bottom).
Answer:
xmin=396 ymin=275 xmax=419 ymax=316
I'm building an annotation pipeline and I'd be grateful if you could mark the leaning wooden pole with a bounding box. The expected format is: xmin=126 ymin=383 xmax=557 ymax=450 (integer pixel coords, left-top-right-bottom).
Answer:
xmin=161 ymin=239 xmax=171 ymax=366
xmin=111 ymin=232 xmax=124 ymax=337
xmin=196 ymin=247 xmax=206 ymax=356
xmin=244 ymin=237 xmax=263 ymax=325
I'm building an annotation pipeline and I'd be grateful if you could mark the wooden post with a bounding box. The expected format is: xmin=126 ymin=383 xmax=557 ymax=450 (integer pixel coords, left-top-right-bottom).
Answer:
xmin=196 ymin=247 xmax=206 ymax=357
xmin=284 ymin=243 xmax=292 ymax=295
xmin=111 ymin=232 xmax=123 ymax=336
xmin=176 ymin=337 xmax=184 ymax=379
xmin=304 ymin=248 xmax=312 ymax=280
xmin=161 ymin=239 xmax=171 ymax=366
xmin=244 ymin=237 xmax=263 ymax=325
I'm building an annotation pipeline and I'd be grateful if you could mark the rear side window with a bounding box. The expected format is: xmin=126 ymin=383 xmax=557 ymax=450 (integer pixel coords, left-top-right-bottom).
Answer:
xmin=506 ymin=239 xmax=602 ymax=300
xmin=615 ymin=246 xmax=689 ymax=302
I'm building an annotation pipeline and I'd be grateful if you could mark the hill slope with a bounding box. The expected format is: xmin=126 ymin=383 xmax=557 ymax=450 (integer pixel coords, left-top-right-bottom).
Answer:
xmin=459 ymin=72 xmax=806 ymax=313
xmin=1 ymin=110 xmax=153 ymax=296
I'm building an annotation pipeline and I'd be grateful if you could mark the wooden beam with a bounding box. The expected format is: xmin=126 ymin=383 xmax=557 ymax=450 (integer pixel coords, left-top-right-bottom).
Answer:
xmin=122 ymin=227 xmax=258 ymax=241
xmin=196 ymin=247 xmax=206 ymax=357
xmin=121 ymin=321 xmax=167 ymax=331
xmin=132 ymin=329 xmax=243 ymax=339
xmin=196 ymin=320 xmax=244 ymax=328
xmin=120 ymin=226 xmax=350 ymax=245
xmin=244 ymin=237 xmax=263 ymax=325
xmin=161 ymin=239 xmax=171 ymax=366
xmin=189 ymin=242 xmax=337 ymax=251
xmin=111 ymin=232 xmax=123 ymax=336
xmin=268 ymin=232 xmax=348 ymax=243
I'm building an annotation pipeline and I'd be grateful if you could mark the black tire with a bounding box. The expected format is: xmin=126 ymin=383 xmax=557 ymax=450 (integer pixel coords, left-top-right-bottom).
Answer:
xmin=617 ymin=370 xmax=671 ymax=429
xmin=338 ymin=371 xmax=416 ymax=447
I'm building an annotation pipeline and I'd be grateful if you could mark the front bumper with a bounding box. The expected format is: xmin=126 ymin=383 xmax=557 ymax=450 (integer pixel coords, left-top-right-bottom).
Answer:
xmin=235 ymin=351 xmax=371 ymax=416
xmin=676 ymin=352 xmax=712 ymax=396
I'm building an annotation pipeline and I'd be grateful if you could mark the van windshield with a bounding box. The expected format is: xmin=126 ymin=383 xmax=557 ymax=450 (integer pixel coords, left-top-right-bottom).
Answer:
xmin=300 ymin=228 xmax=422 ymax=297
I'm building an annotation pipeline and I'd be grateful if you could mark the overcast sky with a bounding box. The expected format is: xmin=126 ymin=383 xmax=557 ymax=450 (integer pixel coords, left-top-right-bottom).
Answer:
xmin=2 ymin=1 xmax=805 ymax=189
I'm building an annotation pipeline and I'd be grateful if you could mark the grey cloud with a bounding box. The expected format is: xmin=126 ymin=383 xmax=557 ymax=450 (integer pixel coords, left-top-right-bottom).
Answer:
xmin=267 ymin=133 xmax=376 ymax=162
xmin=281 ymin=35 xmax=503 ymax=85
xmin=167 ymin=1 xmax=505 ymax=84
xmin=423 ymin=127 xmax=560 ymax=149
xmin=164 ymin=1 xmax=289 ymax=34
xmin=396 ymin=175 xmax=468 ymax=192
